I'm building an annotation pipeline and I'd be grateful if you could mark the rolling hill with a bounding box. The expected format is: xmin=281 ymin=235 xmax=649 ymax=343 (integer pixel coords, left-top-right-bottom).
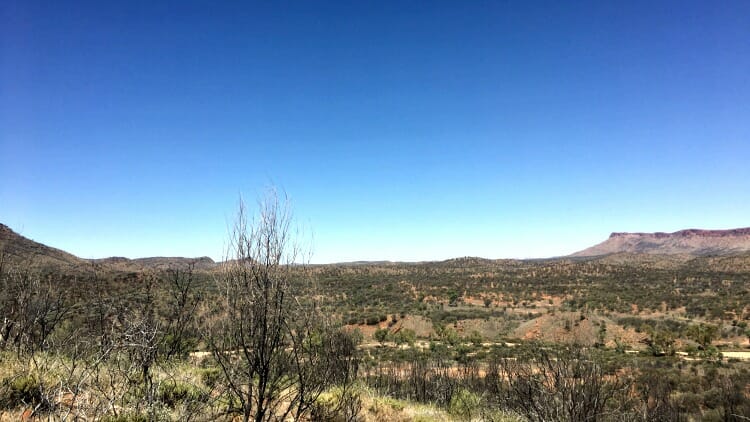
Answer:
xmin=0 ymin=223 xmax=85 ymax=268
xmin=0 ymin=223 xmax=215 ymax=271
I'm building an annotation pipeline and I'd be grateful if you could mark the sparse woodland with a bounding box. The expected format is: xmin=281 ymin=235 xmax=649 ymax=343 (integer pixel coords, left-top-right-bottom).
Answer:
xmin=1 ymin=193 xmax=749 ymax=420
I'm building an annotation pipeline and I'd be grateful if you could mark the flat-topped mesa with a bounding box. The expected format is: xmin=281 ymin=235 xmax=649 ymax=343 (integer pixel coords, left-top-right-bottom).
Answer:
xmin=609 ymin=228 xmax=750 ymax=239
xmin=575 ymin=227 xmax=750 ymax=257
xmin=609 ymin=231 xmax=685 ymax=239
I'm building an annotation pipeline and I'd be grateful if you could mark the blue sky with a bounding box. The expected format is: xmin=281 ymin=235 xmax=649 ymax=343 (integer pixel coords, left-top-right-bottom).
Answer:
xmin=2 ymin=1 xmax=749 ymax=263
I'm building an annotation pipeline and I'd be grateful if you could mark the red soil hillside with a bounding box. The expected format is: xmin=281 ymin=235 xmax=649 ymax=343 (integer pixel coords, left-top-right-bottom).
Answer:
xmin=572 ymin=228 xmax=750 ymax=257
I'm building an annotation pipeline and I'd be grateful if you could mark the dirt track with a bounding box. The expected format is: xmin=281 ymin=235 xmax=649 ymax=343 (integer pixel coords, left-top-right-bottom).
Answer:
xmin=722 ymin=351 xmax=750 ymax=360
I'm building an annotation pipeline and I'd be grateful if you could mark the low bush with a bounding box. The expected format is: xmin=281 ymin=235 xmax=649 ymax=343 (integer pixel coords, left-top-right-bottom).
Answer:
xmin=449 ymin=388 xmax=481 ymax=420
xmin=0 ymin=374 xmax=43 ymax=409
xmin=100 ymin=413 xmax=151 ymax=422
xmin=158 ymin=380 xmax=202 ymax=408
xmin=199 ymin=367 xmax=222 ymax=388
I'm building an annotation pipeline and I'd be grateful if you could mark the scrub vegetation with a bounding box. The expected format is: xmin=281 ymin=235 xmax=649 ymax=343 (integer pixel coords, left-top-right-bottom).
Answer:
xmin=1 ymin=194 xmax=749 ymax=420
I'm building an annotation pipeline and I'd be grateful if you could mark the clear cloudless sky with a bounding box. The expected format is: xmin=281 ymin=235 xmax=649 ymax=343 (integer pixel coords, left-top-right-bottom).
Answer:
xmin=1 ymin=1 xmax=749 ymax=263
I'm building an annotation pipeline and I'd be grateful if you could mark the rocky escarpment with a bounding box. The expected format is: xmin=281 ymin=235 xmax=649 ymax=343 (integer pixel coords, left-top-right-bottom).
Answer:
xmin=572 ymin=228 xmax=750 ymax=257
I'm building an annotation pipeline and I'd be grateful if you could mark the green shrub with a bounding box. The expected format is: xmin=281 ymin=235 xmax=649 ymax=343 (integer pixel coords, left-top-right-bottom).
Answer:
xmin=200 ymin=367 xmax=222 ymax=388
xmin=467 ymin=330 xmax=483 ymax=345
xmin=0 ymin=374 xmax=43 ymax=409
xmin=449 ymin=388 xmax=480 ymax=420
xmin=159 ymin=381 xmax=202 ymax=407
xmin=100 ymin=413 xmax=151 ymax=422
xmin=393 ymin=329 xmax=416 ymax=346
xmin=311 ymin=386 xmax=362 ymax=421
xmin=376 ymin=396 xmax=405 ymax=411
xmin=374 ymin=328 xmax=390 ymax=345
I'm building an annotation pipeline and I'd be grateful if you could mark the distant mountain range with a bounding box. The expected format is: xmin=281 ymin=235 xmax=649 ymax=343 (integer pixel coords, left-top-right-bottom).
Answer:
xmin=3 ymin=223 xmax=750 ymax=270
xmin=571 ymin=228 xmax=750 ymax=257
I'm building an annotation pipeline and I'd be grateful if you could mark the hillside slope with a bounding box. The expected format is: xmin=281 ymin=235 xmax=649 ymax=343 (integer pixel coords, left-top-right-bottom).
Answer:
xmin=572 ymin=228 xmax=750 ymax=257
xmin=0 ymin=223 xmax=215 ymax=271
xmin=0 ymin=223 xmax=85 ymax=268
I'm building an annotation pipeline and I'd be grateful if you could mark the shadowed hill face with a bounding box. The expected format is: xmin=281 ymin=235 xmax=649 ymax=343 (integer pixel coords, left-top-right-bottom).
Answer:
xmin=0 ymin=223 xmax=85 ymax=268
xmin=572 ymin=228 xmax=750 ymax=257
xmin=0 ymin=223 xmax=216 ymax=271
